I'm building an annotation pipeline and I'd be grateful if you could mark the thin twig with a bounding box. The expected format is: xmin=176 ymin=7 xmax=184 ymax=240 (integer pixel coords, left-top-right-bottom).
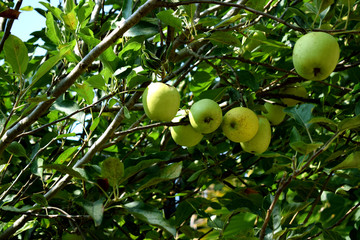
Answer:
xmin=15 ymin=92 xmax=116 ymax=139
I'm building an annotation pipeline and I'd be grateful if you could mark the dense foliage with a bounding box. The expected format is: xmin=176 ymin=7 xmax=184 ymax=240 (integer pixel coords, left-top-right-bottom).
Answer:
xmin=0 ymin=0 xmax=360 ymax=239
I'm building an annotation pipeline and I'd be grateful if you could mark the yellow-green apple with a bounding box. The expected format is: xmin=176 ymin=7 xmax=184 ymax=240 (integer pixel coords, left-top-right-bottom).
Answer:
xmin=262 ymin=102 xmax=286 ymax=125
xmin=292 ymin=32 xmax=340 ymax=80
xmin=142 ymin=82 xmax=180 ymax=121
xmin=170 ymin=124 xmax=203 ymax=147
xmin=280 ymin=85 xmax=308 ymax=107
xmin=189 ymin=99 xmax=222 ymax=134
xmin=240 ymin=115 xmax=271 ymax=154
xmin=221 ymin=107 xmax=259 ymax=143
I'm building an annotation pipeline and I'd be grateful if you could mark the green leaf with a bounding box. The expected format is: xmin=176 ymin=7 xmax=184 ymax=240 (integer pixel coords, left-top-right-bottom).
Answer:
xmin=213 ymin=14 xmax=243 ymax=29
xmin=322 ymin=229 xmax=345 ymax=240
xmin=31 ymin=158 xmax=44 ymax=179
xmin=31 ymin=194 xmax=48 ymax=207
xmin=86 ymin=75 xmax=106 ymax=90
xmin=80 ymin=199 xmax=104 ymax=227
xmin=237 ymin=70 xmax=258 ymax=91
xmin=77 ymin=1 xmax=95 ymax=25
xmin=53 ymin=99 xmax=85 ymax=123
xmin=127 ymin=75 xmax=149 ymax=90
xmin=40 ymin=1 xmax=63 ymax=20
xmin=89 ymin=118 xmax=100 ymax=132
xmin=290 ymin=141 xmax=323 ymax=155
xmin=4 ymin=35 xmax=28 ymax=74
xmin=137 ymin=162 xmax=182 ymax=191
xmin=72 ymin=82 xmax=94 ymax=104
xmin=20 ymin=6 xmax=33 ymax=11
xmin=198 ymin=87 xmax=228 ymax=102
xmin=101 ymin=157 xmax=124 ymax=187
xmin=308 ymin=116 xmax=337 ymax=127
xmin=122 ymin=0 xmax=132 ymax=19
xmin=121 ymin=155 xmax=171 ymax=184
xmin=29 ymin=40 xmax=75 ymax=91
xmin=42 ymin=164 xmax=85 ymax=180
xmin=56 ymin=133 xmax=77 ymax=139
xmin=338 ymin=115 xmax=360 ymax=131
xmin=208 ymin=31 xmax=241 ymax=46
xmin=61 ymin=11 xmax=78 ymax=30
xmin=189 ymin=71 xmax=213 ymax=96
xmin=284 ymin=104 xmax=315 ymax=128
xmin=124 ymin=20 xmax=159 ymax=37
xmin=54 ymin=146 xmax=78 ymax=164
xmin=0 ymin=205 xmax=36 ymax=213
xmin=45 ymin=12 xmax=62 ymax=45
xmin=6 ymin=141 xmax=27 ymax=157
xmin=331 ymin=151 xmax=360 ymax=171
xmin=156 ymin=9 xmax=182 ymax=30
xmin=281 ymin=201 xmax=311 ymax=224
xmin=124 ymin=201 xmax=176 ymax=236
xmin=65 ymin=0 xmax=75 ymax=13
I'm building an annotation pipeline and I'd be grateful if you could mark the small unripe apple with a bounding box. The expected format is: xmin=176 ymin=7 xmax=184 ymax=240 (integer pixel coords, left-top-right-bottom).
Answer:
xmin=244 ymin=30 xmax=266 ymax=52
xmin=292 ymin=32 xmax=340 ymax=81
xmin=280 ymin=85 xmax=308 ymax=107
xmin=170 ymin=124 xmax=203 ymax=147
xmin=142 ymin=82 xmax=180 ymax=121
xmin=262 ymin=102 xmax=286 ymax=125
xmin=240 ymin=115 xmax=271 ymax=154
xmin=189 ymin=99 xmax=223 ymax=134
xmin=221 ymin=107 xmax=259 ymax=143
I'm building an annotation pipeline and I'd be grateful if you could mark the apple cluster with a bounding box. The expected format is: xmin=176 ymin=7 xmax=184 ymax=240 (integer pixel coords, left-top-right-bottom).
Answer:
xmin=140 ymin=32 xmax=340 ymax=154
xmin=142 ymin=82 xmax=273 ymax=154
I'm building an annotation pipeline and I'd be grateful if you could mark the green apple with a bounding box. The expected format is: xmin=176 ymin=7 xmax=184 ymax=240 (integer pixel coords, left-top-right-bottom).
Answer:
xmin=244 ymin=30 xmax=266 ymax=52
xmin=240 ymin=115 xmax=271 ymax=154
xmin=142 ymin=82 xmax=180 ymax=121
xmin=221 ymin=107 xmax=259 ymax=143
xmin=189 ymin=99 xmax=223 ymax=134
xmin=280 ymin=85 xmax=308 ymax=107
xmin=170 ymin=124 xmax=203 ymax=147
xmin=292 ymin=32 xmax=340 ymax=81
xmin=262 ymin=102 xmax=286 ymax=125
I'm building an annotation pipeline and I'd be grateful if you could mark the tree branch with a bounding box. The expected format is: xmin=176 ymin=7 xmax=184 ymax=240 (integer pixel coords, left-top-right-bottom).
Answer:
xmin=0 ymin=0 xmax=160 ymax=156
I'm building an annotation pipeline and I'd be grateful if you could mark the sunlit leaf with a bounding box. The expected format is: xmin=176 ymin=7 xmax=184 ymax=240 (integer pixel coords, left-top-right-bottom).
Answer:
xmin=4 ymin=35 xmax=28 ymax=75
xmin=156 ymin=9 xmax=182 ymax=30
xmin=290 ymin=141 xmax=323 ymax=155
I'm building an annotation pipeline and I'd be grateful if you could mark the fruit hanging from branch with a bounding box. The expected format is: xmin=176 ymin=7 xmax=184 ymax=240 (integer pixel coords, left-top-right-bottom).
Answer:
xmin=189 ymin=99 xmax=223 ymax=134
xmin=240 ymin=115 xmax=271 ymax=154
xmin=221 ymin=107 xmax=259 ymax=143
xmin=292 ymin=32 xmax=340 ymax=81
xmin=142 ymin=82 xmax=180 ymax=122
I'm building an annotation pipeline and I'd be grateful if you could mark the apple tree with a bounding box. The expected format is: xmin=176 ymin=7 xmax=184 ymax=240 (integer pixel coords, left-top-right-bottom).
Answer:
xmin=0 ymin=0 xmax=360 ymax=239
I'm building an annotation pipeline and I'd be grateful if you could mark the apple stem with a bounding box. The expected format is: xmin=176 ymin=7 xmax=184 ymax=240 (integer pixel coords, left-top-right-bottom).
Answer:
xmin=204 ymin=117 xmax=213 ymax=123
xmin=313 ymin=68 xmax=321 ymax=77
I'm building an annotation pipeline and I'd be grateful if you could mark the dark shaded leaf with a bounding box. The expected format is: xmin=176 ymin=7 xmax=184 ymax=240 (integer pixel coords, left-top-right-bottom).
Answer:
xmin=124 ymin=201 xmax=176 ymax=236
